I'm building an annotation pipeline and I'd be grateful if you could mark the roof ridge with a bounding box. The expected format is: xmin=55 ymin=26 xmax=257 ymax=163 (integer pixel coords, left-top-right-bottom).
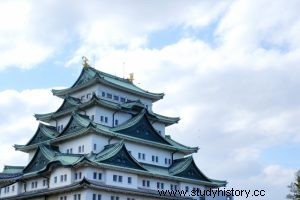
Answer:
xmin=39 ymin=145 xmax=57 ymax=160
xmin=111 ymin=109 xmax=147 ymax=131
xmin=169 ymin=156 xmax=193 ymax=175
xmin=164 ymin=135 xmax=198 ymax=152
xmin=89 ymin=67 xmax=132 ymax=84
xmin=95 ymin=140 xmax=124 ymax=161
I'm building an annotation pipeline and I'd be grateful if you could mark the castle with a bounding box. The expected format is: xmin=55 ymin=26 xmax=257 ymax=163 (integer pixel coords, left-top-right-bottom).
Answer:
xmin=0 ymin=62 xmax=227 ymax=200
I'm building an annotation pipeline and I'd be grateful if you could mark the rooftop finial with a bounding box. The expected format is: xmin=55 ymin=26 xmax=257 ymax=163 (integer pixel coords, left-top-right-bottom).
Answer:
xmin=128 ymin=73 xmax=134 ymax=82
xmin=82 ymin=56 xmax=90 ymax=68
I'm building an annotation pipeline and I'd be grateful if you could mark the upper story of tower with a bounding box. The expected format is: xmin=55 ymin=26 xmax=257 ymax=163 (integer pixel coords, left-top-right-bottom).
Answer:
xmin=52 ymin=66 xmax=164 ymax=111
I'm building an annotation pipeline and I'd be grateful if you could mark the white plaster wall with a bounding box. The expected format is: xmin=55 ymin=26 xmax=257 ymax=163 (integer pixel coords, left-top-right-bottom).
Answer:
xmin=85 ymin=107 xmax=96 ymax=122
xmin=58 ymin=133 xmax=111 ymax=154
xmin=49 ymin=167 xmax=72 ymax=188
xmin=58 ymin=134 xmax=93 ymax=154
xmin=52 ymin=189 xmax=86 ymax=200
xmin=90 ymin=106 xmax=132 ymax=127
xmin=49 ymin=115 xmax=71 ymax=130
xmin=94 ymin=106 xmax=114 ymax=126
xmin=114 ymin=111 xmax=132 ymax=127
xmin=0 ymin=182 xmax=20 ymax=198
xmin=75 ymin=167 xmax=105 ymax=182
xmin=73 ymin=168 xmax=84 ymax=182
xmin=137 ymin=176 xmax=175 ymax=191
xmin=21 ymin=177 xmax=48 ymax=193
xmin=97 ymin=84 xmax=153 ymax=110
xmin=113 ymin=140 xmax=174 ymax=167
xmin=152 ymin=122 xmax=166 ymax=136
xmin=71 ymin=84 xmax=99 ymax=103
xmin=91 ymin=134 xmax=110 ymax=153
xmin=106 ymin=169 xmax=138 ymax=189
xmin=67 ymin=82 xmax=154 ymax=109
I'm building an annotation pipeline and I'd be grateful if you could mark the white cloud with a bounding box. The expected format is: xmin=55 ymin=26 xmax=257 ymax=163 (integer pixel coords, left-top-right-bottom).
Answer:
xmin=0 ymin=1 xmax=54 ymax=70
xmin=0 ymin=0 xmax=231 ymax=70
xmin=0 ymin=0 xmax=299 ymax=199
xmin=0 ymin=89 xmax=60 ymax=170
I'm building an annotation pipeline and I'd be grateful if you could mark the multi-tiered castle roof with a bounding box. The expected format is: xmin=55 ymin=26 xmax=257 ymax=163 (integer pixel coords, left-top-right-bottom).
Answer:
xmin=0 ymin=64 xmax=226 ymax=199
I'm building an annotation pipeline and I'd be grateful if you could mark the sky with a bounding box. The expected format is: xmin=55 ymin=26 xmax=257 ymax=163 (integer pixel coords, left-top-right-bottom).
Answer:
xmin=0 ymin=0 xmax=299 ymax=199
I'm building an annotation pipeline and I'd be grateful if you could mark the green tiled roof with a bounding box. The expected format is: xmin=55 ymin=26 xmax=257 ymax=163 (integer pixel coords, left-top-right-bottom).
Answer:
xmin=35 ymin=94 xmax=178 ymax=126
xmin=93 ymin=140 xmax=146 ymax=171
xmin=18 ymin=111 xmax=196 ymax=154
xmin=2 ymin=166 xmax=24 ymax=174
xmin=169 ymin=156 xmax=194 ymax=175
xmin=14 ymin=142 xmax=225 ymax=187
xmin=94 ymin=141 xmax=124 ymax=161
xmin=23 ymin=145 xmax=83 ymax=175
xmin=0 ymin=172 xmax=22 ymax=188
xmin=52 ymin=66 xmax=164 ymax=101
xmin=112 ymin=109 xmax=171 ymax=145
xmin=25 ymin=123 xmax=58 ymax=146
xmin=58 ymin=112 xmax=92 ymax=137
xmin=165 ymin=135 xmax=198 ymax=152
xmin=54 ymin=96 xmax=82 ymax=113
xmin=169 ymin=156 xmax=224 ymax=184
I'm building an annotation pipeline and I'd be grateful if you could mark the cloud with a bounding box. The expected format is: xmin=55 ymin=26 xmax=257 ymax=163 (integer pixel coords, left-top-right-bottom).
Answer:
xmin=0 ymin=0 xmax=299 ymax=199
xmin=0 ymin=1 xmax=54 ymax=70
xmin=0 ymin=89 xmax=60 ymax=170
xmin=0 ymin=0 xmax=231 ymax=70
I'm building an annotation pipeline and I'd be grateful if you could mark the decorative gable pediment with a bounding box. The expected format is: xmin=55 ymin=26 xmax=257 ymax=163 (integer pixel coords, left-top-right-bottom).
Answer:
xmin=72 ymin=68 xmax=95 ymax=88
xmin=101 ymin=146 xmax=145 ymax=171
xmin=173 ymin=157 xmax=210 ymax=182
xmin=26 ymin=125 xmax=56 ymax=146
xmin=95 ymin=141 xmax=146 ymax=171
xmin=23 ymin=148 xmax=50 ymax=174
xmin=116 ymin=113 xmax=170 ymax=145
xmin=59 ymin=114 xmax=90 ymax=136
xmin=56 ymin=97 xmax=81 ymax=113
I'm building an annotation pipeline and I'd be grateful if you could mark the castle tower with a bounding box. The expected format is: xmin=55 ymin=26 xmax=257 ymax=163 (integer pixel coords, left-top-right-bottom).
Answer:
xmin=0 ymin=64 xmax=227 ymax=200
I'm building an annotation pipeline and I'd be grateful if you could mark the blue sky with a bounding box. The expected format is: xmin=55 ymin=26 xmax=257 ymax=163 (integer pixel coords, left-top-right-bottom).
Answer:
xmin=0 ymin=1 xmax=299 ymax=199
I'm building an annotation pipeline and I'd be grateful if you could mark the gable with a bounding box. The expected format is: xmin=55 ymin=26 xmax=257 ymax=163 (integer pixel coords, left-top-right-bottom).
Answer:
xmin=56 ymin=98 xmax=80 ymax=113
xmin=116 ymin=115 xmax=170 ymax=145
xmin=60 ymin=117 xmax=86 ymax=136
xmin=175 ymin=161 xmax=210 ymax=182
xmin=23 ymin=149 xmax=50 ymax=174
xmin=72 ymin=68 xmax=95 ymax=88
xmin=100 ymin=146 xmax=146 ymax=171
xmin=26 ymin=125 xmax=55 ymax=146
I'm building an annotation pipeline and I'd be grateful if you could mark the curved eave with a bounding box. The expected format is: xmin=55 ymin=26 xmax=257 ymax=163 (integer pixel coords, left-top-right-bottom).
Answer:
xmin=76 ymin=160 xmax=224 ymax=188
xmin=95 ymin=141 xmax=147 ymax=171
xmin=1 ymin=178 xmax=191 ymax=200
xmin=169 ymin=156 xmax=226 ymax=187
xmin=24 ymin=124 xmax=56 ymax=147
xmin=2 ymin=166 xmax=25 ymax=174
xmin=49 ymin=126 xmax=193 ymax=154
xmin=52 ymin=76 xmax=164 ymax=101
xmin=34 ymin=113 xmax=54 ymax=122
xmin=14 ymin=143 xmax=44 ymax=153
xmin=147 ymin=114 xmax=180 ymax=126
xmin=22 ymin=155 xmax=84 ymax=178
xmin=0 ymin=177 xmax=21 ymax=188
xmin=16 ymin=127 xmax=194 ymax=154
xmin=112 ymin=110 xmax=172 ymax=146
xmin=209 ymin=179 xmax=227 ymax=187
xmin=165 ymin=135 xmax=198 ymax=153
xmin=36 ymin=95 xmax=177 ymax=127
xmin=35 ymin=97 xmax=121 ymax=123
